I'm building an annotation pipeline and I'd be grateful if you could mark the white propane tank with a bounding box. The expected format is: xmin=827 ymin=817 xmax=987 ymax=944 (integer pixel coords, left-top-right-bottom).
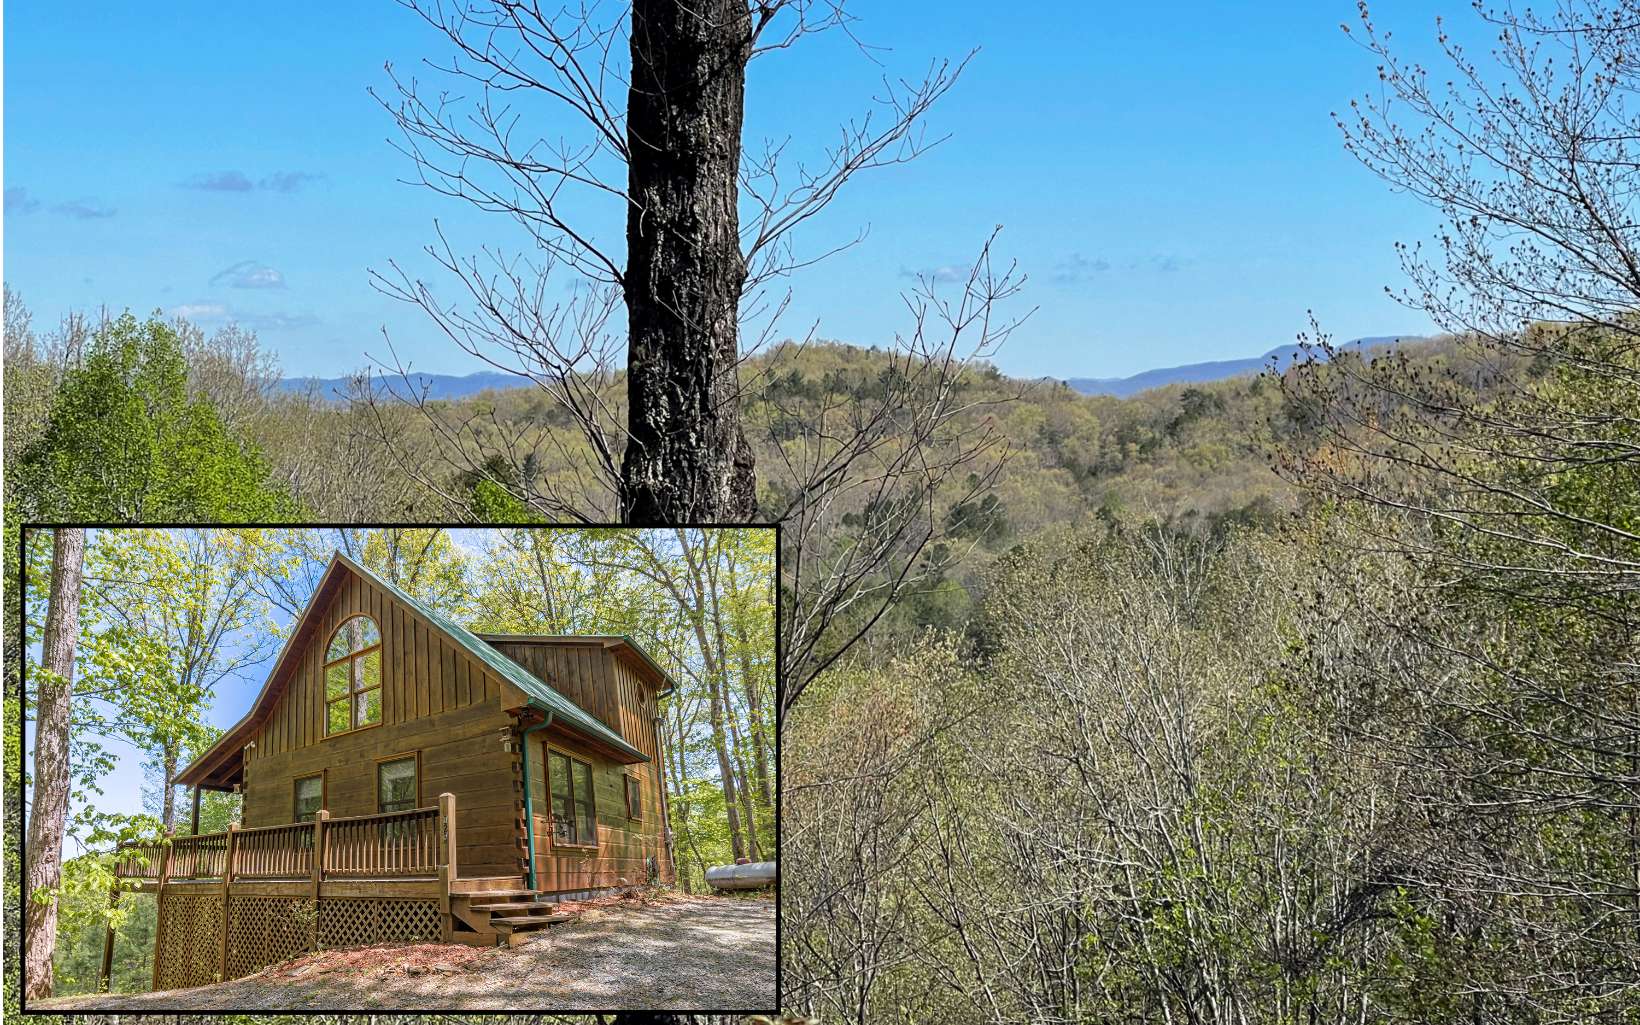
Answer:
xmin=705 ymin=860 xmax=777 ymax=890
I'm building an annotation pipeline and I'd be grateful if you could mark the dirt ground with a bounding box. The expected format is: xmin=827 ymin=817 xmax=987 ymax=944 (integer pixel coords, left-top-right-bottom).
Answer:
xmin=33 ymin=891 xmax=776 ymax=1012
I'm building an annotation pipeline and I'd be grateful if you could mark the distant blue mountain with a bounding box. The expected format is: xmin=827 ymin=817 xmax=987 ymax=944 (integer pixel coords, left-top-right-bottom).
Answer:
xmin=1064 ymin=336 xmax=1418 ymax=397
xmin=276 ymin=336 xmax=1423 ymax=403
xmin=275 ymin=370 xmax=529 ymax=401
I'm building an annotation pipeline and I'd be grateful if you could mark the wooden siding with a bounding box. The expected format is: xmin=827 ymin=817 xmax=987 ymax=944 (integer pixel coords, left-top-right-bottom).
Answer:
xmin=498 ymin=642 xmax=673 ymax=891
xmin=525 ymin=723 xmax=672 ymax=893
xmin=234 ymin=566 xmax=673 ymax=888
xmin=486 ymin=640 xmax=626 ymax=731
xmin=240 ymin=567 xmax=522 ymax=879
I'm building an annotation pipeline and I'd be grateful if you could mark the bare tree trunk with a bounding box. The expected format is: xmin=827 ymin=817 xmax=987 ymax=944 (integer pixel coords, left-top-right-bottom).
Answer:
xmin=667 ymin=707 xmax=708 ymax=892
xmin=726 ymin=706 xmax=762 ymax=861
xmin=620 ymin=0 xmax=756 ymax=523
xmin=673 ymin=531 xmax=749 ymax=860
xmin=24 ymin=527 xmax=86 ymax=1000
xmin=707 ymin=669 xmax=748 ymax=862
xmin=734 ymin=617 xmax=775 ymax=809
xmin=716 ymin=543 xmax=775 ymax=814
xmin=160 ymin=742 xmax=179 ymax=832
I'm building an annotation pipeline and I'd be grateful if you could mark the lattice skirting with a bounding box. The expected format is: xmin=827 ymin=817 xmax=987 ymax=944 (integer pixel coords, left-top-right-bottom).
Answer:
xmin=155 ymin=892 xmax=445 ymax=984
xmin=318 ymin=898 xmax=441 ymax=950
xmin=154 ymin=893 xmax=222 ymax=990
xmin=226 ymin=896 xmax=315 ymax=979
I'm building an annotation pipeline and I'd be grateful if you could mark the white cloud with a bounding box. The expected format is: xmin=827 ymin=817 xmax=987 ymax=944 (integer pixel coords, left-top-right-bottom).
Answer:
xmin=169 ymin=302 xmax=230 ymax=320
xmin=210 ymin=260 xmax=286 ymax=289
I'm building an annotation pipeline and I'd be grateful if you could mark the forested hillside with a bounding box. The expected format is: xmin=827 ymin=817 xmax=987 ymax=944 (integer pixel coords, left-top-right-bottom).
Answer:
xmin=9 ymin=1 xmax=1640 ymax=1021
xmin=3 ymin=306 xmax=1335 ymax=568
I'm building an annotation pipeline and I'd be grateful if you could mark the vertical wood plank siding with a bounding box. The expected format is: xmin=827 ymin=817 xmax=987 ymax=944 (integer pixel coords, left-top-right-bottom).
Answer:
xmin=242 ymin=568 xmax=521 ymax=878
xmin=237 ymin=566 xmax=673 ymax=889
xmin=492 ymin=641 xmax=676 ymax=893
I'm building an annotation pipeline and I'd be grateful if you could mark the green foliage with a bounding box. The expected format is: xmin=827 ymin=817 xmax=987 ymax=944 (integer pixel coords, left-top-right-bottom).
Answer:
xmin=357 ymin=527 xmax=476 ymax=616
xmin=50 ymin=877 xmax=156 ymax=997
xmin=469 ymin=528 xmax=777 ymax=880
xmin=11 ymin=312 xmax=299 ymax=521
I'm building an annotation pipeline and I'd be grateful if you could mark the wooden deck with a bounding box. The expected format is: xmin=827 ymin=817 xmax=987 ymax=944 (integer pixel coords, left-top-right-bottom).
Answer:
xmin=115 ymin=801 xmax=450 ymax=892
xmin=102 ymin=792 xmax=572 ymax=991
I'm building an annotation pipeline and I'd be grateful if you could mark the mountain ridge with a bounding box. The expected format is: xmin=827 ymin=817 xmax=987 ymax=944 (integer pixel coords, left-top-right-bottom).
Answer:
xmin=275 ymin=335 xmax=1423 ymax=402
xmin=1063 ymin=336 xmax=1419 ymax=397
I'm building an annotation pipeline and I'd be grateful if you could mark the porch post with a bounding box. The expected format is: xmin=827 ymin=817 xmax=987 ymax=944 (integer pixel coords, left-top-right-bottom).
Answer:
xmin=438 ymin=792 xmax=456 ymax=943
xmin=190 ymin=786 xmax=201 ymax=836
xmin=151 ymin=831 xmax=174 ymax=991
xmin=98 ymin=885 xmax=118 ymax=992
xmin=217 ymin=822 xmax=238 ymax=981
xmin=310 ymin=810 xmax=328 ymax=950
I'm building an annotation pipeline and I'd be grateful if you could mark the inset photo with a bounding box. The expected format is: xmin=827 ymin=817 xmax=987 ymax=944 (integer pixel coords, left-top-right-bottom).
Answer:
xmin=19 ymin=525 xmax=776 ymax=1013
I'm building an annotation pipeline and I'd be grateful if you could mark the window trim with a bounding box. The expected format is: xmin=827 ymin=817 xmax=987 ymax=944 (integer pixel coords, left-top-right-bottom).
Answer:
xmin=323 ymin=614 xmax=383 ymax=739
xmin=293 ymin=770 xmax=327 ymax=822
xmin=624 ymin=774 xmax=641 ymax=820
xmin=374 ymin=750 xmax=422 ymax=814
xmin=545 ymin=742 xmax=600 ymax=850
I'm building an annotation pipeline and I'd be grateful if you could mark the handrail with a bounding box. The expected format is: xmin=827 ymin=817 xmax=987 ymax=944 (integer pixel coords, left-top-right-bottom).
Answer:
xmin=324 ymin=806 xmax=440 ymax=877
xmin=322 ymin=806 xmax=437 ymax=828
xmin=235 ymin=820 xmax=311 ymax=837
xmin=109 ymin=795 xmax=457 ymax=884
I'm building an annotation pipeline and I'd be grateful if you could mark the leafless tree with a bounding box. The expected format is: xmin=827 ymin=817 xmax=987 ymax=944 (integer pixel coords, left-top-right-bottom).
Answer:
xmin=368 ymin=0 xmax=972 ymax=524
xmin=1270 ymin=1 xmax=1640 ymax=1012
xmin=774 ymin=234 xmax=1025 ymax=727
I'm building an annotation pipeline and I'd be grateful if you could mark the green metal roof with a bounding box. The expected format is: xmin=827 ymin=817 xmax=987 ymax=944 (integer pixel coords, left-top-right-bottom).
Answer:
xmin=339 ymin=554 xmax=650 ymax=763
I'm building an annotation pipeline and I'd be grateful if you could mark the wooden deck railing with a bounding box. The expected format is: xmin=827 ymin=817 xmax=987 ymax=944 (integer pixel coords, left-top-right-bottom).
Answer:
xmin=235 ymin=821 xmax=315 ymax=879
xmin=110 ymin=793 xmax=457 ymax=886
xmin=324 ymin=806 xmax=441 ymax=877
xmin=111 ymin=841 xmax=168 ymax=881
xmin=171 ymin=833 xmax=229 ymax=879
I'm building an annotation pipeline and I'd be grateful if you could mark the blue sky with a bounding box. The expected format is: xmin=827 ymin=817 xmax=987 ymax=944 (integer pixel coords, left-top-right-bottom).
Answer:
xmin=5 ymin=1 xmax=1453 ymax=382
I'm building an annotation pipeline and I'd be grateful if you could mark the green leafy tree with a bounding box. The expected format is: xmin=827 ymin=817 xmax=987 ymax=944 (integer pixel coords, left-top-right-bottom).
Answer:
xmin=79 ymin=529 xmax=288 ymax=831
xmin=11 ymin=312 xmax=298 ymax=521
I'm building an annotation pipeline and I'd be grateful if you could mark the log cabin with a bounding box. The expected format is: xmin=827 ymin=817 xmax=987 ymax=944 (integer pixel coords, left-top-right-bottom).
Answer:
xmin=108 ymin=550 xmax=678 ymax=990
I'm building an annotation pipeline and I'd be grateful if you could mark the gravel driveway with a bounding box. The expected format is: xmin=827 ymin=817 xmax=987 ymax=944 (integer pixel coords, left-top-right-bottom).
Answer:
xmin=32 ymin=893 xmax=776 ymax=1012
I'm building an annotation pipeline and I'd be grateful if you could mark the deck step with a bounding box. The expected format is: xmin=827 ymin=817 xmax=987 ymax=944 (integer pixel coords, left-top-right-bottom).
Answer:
xmin=469 ymin=900 xmax=561 ymax=914
xmin=448 ymin=930 xmax=500 ymax=947
xmin=449 ymin=875 xmax=529 ymax=894
xmin=454 ymin=890 xmax=537 ymax=901
xmin=493 ymin=913 xmax=575 ymax=929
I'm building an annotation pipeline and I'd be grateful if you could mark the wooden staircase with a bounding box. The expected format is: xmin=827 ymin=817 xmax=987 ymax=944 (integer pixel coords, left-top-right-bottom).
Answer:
xmin=448 ymin=878 xmax=577 ymax=946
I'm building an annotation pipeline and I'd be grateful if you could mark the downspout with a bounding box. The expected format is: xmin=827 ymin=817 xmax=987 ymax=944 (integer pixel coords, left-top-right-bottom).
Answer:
xmin=519 ymin=708 xmax=555 ymax=891
xmin=653 ymin=712 xmax=677 ymax=886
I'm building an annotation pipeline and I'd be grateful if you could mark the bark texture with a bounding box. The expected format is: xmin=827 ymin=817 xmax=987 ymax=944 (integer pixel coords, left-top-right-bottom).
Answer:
xmin=622 ymin=0 xmax=757 ymax=524
xmin=161 ymin=742 xmax=178 ymax=831
xmin=707 ymin=671 xmax=748 ymax=862
xmin=23 ymin=527 xmax=86 ymax=1000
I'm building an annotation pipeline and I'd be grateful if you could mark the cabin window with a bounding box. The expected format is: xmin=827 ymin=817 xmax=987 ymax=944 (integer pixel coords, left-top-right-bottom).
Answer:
xmin=624 ymin=774 xmax=641 ymax=820
xmin=293 ymin=774 xmax=324 ymax=822
xmin=377 ymin=756 xmax=418 ymax=813
xmin=324 ymin=615 xmax=382 ymax=736
xmin=548 ymin=749 xmax=598 ymax=847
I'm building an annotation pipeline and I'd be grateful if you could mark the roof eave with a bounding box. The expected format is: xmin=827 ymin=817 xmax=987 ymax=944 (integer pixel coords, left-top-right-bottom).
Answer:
xmin=525 ymin=698 xmax=650 ymax=764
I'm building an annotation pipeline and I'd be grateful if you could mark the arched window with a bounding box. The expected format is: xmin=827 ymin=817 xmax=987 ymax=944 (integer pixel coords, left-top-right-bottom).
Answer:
xmin=324 ymin=615 xmax=381 ymax=735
